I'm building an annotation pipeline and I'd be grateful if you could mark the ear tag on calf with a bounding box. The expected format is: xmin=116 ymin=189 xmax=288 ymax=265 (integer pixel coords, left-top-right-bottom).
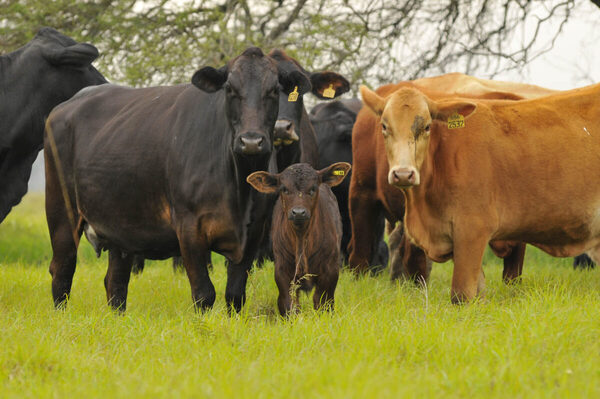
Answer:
xmin=282 ymin=139 xmax=294 ymax=145
xmin=273 ymin=138 xmax=282 ymax=146
xmin=447 ymin=112 xmax=465 ymax=129
xmin=323 ymin=84 xmax=335 ymax=99
xmin=333 ymin=170 xmax=345 ymax=176
xmin=288 ymin=86 xmax=299 ymax=102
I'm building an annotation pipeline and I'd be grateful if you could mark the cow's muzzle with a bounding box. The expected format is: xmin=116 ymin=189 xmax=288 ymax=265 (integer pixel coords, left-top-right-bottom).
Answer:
xmin=236 ymin=132 xmax=270 ymax=156
xmin=288 ymin=207 xmax=310 ymax=228
xmin=273 ymin=119 xmax=299 ymax=146
xmin=388 ymin=166 xmax=419 ymax=187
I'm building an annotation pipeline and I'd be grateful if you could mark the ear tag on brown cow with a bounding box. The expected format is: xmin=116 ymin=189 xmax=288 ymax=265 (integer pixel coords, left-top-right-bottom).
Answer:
xmin=323 ymin=84 xmax=335 ymax=99
xmin=447 ymin=112 xmax=465 ymax=129
xmin=288 ymin=86 xmax=299 ymax=102
xmin=333 ymin=170 xmax=345 ymax=176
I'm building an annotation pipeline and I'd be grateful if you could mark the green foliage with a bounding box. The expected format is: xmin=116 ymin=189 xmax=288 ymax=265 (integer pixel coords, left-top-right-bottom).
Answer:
xmin=1 ymin=194 xmax=599 ymax=397
xmin=0 ymin=0 xmax=577 ymax=91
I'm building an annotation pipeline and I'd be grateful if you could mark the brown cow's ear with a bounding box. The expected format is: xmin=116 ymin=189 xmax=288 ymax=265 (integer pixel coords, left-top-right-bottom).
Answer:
xmin=360 ymin=85 xmax=385 ymax=116
xmin=310 ymin=72 xmax=350 ymax=99
xmin=192 ymin=65 xmax=228 ymax=93
xmin=430 ymin=100 xmax=477 ymax=123
xmin=246 ymin=171 xmax=280 ymax=194
xmin=319 ymin=162 xmax=352 ymax=187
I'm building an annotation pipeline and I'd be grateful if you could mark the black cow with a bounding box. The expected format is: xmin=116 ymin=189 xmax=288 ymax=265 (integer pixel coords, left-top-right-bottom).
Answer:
xmin=309 ymin=99 xmax=389 ymax=272
xmin=0 ymin=27 xmax=106 ymax=223
xmin=44 ymin=47 xmax=310 ymax=312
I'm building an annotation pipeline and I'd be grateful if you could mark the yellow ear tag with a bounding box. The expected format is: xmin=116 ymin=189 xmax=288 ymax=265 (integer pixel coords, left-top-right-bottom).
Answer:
xmin=447 ymin=112 xmax=465 ymax=129
xmin=288 ymin=86 xmax=299 ymax=102
xmin=323 ymin=84 xmax=335 ymax=99
xmin=333 ymin=170 xmax=345 ymax=176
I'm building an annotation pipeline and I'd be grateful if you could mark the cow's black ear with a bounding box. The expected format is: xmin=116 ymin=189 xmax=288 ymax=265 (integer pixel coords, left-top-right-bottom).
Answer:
xmin=43 ymin=43 xmax=99 ymax=66
xmin=319 ymin=162 xmax=351 ymax=187
xmin=246 ymin=171 xmax=279 ymax=194
xmin=279 ymin=70 xmax=312 ymax=96
xmin=310 ymin=72 xmax=350 ymax=100
xmin=191 ymin=65 xmax=228 ymax=93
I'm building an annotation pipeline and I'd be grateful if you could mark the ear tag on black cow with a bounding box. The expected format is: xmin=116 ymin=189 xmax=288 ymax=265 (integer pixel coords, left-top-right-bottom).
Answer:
xmin=288 ymin=86 xmax=299 ymax=102
xmin=333 ymin=170 xmax=345 ymax=176
xmin=323 ymin=84 xmax=335 ymax=99
xmin=447 ymin=112 xmax=465 ymax=129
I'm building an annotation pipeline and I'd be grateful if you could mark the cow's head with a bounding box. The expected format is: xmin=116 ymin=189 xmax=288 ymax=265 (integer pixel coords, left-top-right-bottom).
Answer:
xmin=360 ymin=86 xmax=476 ymax=188
xmin=247 ymin=162 xmax=351 ymax=233
xmin=311 ymin=100 xmax=358 ymax=164
xmin=31 ymin=28 xmax=107 ymax=97
xmin=268 ymin=49 xmax=350 ymax=147
xmin=191 ymin=47 xmax=311 ymax=158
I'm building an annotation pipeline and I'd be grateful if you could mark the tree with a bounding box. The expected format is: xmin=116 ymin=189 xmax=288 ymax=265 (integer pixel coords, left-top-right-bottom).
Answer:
xmin=0 ymin=0 xmax=580 ymax=91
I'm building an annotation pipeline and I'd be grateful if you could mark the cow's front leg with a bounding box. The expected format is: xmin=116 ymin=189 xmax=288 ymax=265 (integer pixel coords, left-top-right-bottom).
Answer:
xmin=177 ymin=224 xmax=215 ymax=311
xmin=450 ymin=222 xmax=489 ymax=304
xmin=225 ymin=259 xmax=251 ymax=313
xmin=104 ymin=249 xmax=134 ymax=311
xmin=502 ymin=242 xmax=526 ymax=283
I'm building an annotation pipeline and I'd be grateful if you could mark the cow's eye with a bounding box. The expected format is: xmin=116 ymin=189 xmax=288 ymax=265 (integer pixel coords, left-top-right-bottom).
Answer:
xmin=424 ymin=124 xmax=431 ymax=132
xmin=282 ymin=187 xmax=290 ymax=195
xmin=267 ymin=87 xmax=279 ymax=98
xmin=381 ymin=123 xmax=388 ymax=137
xmin=308 ymin=187 xmax=316 ymax=196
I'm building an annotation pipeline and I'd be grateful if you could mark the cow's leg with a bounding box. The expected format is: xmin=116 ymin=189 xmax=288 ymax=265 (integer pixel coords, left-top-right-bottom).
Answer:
xmin=104 ymin=250 xmax=134 ymax=311
xmin=450 ymin=224 xmax=489 ymax=304
xmin=502 ymin=243 xmax=526 ymax=283
xmin=348 ymin=191 xmax=381 ymax=273
xmin=573 ymin=253 xmax=596 ymax=269
xmin=45 ymin=150 xmax=80 ymax=308
xmin=177 ymin=224 xmax=215 ymax=311
xmin=131 ymin=255 xmax=145 ymax=274
xmin=275 ymin=263 xmax=296 ymax=316
xmin=313 ymin=273 xmax=338 ymax=312
xmin=172 ymin=256 xmax=185 ymax=273
xmin=225 ymin=259 xmax=251 ymax=313
xmin=389 ymin=225 xmax=431 ymax=283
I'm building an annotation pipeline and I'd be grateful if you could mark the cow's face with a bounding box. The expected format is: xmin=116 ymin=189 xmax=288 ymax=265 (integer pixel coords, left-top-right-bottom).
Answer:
xmin=192 ymin=47 xmax=311 ymax=158
xmin=247 ymin=162 xmax=351 ymax=233
xmin=30 ymin=28 xmax=106 ymax=99
xmin=269 ymin=50 xmax=350 ymax=148
xmin=361 ymin=86 xmax=475 ymax=188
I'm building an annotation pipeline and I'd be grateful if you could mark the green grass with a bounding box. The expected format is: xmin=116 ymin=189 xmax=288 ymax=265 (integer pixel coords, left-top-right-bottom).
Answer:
xmin=1 ymin=194 xmax=599 ymax=398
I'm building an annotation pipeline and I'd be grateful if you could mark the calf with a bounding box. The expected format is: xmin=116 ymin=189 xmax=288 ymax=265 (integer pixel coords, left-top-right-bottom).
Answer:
xmin=247 ymin=162 xmax=351 ymax=315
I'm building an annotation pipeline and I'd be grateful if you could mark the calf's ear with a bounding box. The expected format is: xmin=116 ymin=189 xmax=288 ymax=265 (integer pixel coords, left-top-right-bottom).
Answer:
xmin=43 ymin=43 xmax=99 ymax=67
xmin=319 ymin=162 xmax=352 ymax=187
xmin=310 ymin=72 xmax=350 ymax=99
xmin=192 ymin=65 xmax=228 ymax=92
xmin=429 ymin=100 xmax=477 ymax=123
xmin=246 ymin=171 xmax=280 ymax=194
xmin=360 ymin=85 xmax=385 ymax=117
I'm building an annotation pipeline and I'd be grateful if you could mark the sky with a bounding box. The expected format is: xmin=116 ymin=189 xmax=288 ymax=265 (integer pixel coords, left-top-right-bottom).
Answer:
xmin=26 ymin=1 xmax=600 ymax=191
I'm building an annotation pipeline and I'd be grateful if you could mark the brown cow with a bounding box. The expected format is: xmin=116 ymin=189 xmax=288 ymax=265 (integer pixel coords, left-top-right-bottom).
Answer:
xmin=348 ymin=74 xmax=556 ymax=283
xmin=247 ymin=162 xmax=351 ymax=316
xmin=360 ymin=83 xmax=600 ymax=303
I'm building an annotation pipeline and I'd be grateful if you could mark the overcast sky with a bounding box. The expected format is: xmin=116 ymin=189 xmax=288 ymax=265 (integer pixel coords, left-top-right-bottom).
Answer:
xmin=26 ymin=2 xmax=600 ymax=191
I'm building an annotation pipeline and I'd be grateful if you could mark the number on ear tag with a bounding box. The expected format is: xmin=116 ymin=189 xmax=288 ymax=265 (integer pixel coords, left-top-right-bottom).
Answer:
xmin=333 ymin=170 xmax=345 ymax=176
xmin=447 ymin=112 xmax=465 ymax=129
xmin=323 ymin=84 xmax=335 ymax=99
xmin=288 ymin=86 xmax=299 ymax=102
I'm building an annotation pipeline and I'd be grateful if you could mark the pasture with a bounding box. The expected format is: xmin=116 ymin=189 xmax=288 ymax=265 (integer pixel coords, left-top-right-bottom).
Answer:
xmin=1 ymin=194 xmax=599 ymax=398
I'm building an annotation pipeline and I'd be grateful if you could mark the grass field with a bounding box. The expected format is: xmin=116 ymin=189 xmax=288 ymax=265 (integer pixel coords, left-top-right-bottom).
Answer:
xmin=1 ymin=194 xmax=599 ymax=398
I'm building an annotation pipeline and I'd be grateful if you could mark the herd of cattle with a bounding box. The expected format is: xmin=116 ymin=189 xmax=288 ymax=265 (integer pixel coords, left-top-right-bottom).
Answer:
xmin=0 ymin=28 xmax=598 ymax=314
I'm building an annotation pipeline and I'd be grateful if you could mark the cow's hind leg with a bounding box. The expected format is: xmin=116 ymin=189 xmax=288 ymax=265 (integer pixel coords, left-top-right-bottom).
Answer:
xmin=104 ymin=250 xmax=134 ymax=311
xmin=177 ymin=224 xmax=215 ymax=311
xmin=348 ymin=191 xmax=382 ymax=274
xmin=45 ymin=149 xmax=80 ymax=308
xmin=313 ymin=273 xmax=338 ymax=312
xmin=451 ymin=222 xmax=489 ymax=304
xmin=502 ymin=243 xmax=526 ymax=283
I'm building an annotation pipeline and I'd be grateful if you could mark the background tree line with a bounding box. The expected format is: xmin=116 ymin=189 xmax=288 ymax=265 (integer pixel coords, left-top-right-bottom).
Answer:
xmin=0 ymin=0 xmax=588 ymax=92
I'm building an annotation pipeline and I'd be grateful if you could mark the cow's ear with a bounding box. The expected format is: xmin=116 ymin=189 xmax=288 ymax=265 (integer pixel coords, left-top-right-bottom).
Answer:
xmin=43 ymin=43 xmax=99 ymax=66
xmin=310 ymin=72 xmax=350 ymax=99
xmin=360 ymin=85 xmax=385 ymax=117
xmin=192 ymin=65 xmax=228 ymax=92
xmin=430 ymin=100 xmax=477 ymax=123
xmin=246 ymin=171 xmax=280 ymax=194
xmin=279 ymin=70 xmax=312 ymax=96
xmin=319 ymin=162 xmax=351 ymax=187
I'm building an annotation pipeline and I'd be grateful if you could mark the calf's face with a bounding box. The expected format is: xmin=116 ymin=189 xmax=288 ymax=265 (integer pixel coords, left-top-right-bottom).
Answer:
xmin=360 ymin=86 xmax=475 ymax=188
xmin=247 ymin=162 xmax=351 ymax=233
